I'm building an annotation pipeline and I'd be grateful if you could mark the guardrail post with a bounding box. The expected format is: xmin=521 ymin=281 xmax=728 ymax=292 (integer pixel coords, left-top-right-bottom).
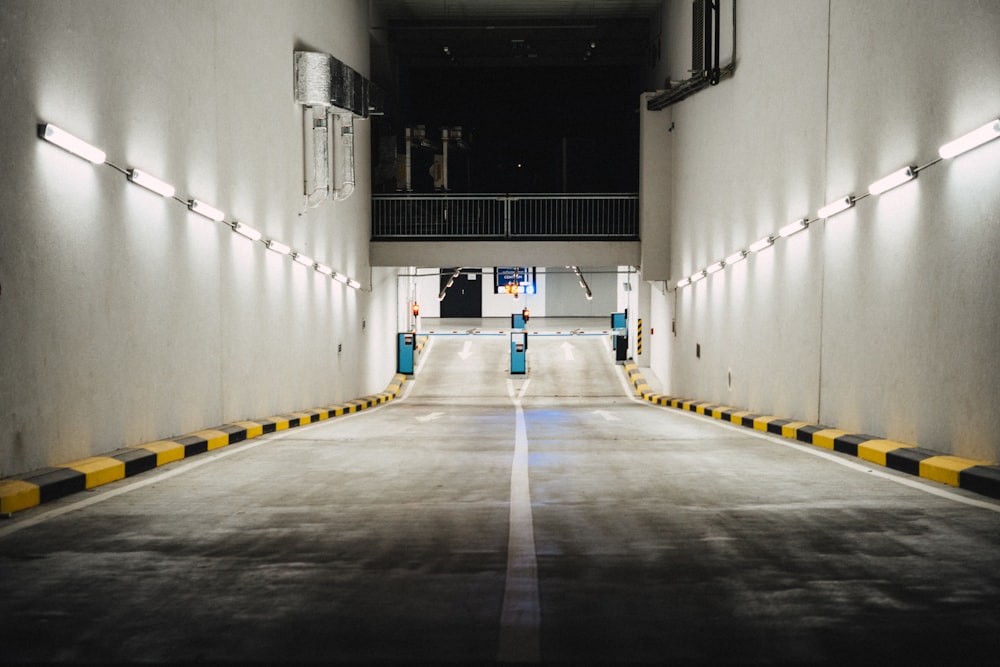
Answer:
xmin=503 ymin=196 xmax=511 ymax=238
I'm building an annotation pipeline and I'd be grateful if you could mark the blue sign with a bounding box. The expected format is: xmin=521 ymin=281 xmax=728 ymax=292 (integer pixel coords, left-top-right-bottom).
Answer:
xmin=495 ymin=267 xmax=536 ymax=294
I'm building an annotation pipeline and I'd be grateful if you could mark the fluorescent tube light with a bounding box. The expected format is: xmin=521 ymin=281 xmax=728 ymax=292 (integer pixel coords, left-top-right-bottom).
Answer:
xmin=778 ymin=218 xmax=808 ymax=237
xmin=725 ymin=250 xmax=747 ymax=266
xmin=315 ymin=263 xmax=333 ymax=276
xmin=938 ymin=119 xmax=1000 ymax=159
xmin=706 ymin=261 xmax=724 ymax=275
xmin=188 ymin=199 xmax=225 ymax=222
xmin=127 ymin=168 xmax=175 ymax=197
xmin=817 ymin=196 xmax=853 ymax=219
xmin=232 ymin=221 xmax=262 ymax=241
xmin=266 ymin=239 xmax=290 ymax=255
xmin=676 ymin=277 xmax=691 ymax=288
xmin=868 ymin=166 xmax=916 ymax=195
xmin=292 ymin=252 xmax=314 ymax=267
xmin=748 ymin=236 xmax=774 ymax=253
xmin=347 ymin=278 xmax=362 ymax=289
xmin=690 ymin=271 xmax=706 ymax=283
xmin=333 ymin=272 xmax=349 ymax=284
xmin=39 ymin=124 xmax=106 ymax=164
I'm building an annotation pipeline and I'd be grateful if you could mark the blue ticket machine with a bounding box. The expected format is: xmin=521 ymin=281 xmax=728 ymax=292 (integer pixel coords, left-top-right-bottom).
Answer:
xmin=397 ymin=332 xmax=416 ymax=375
xmin=510 ymin=332 xmax=527 ymax=375
xmin=511 ymin=313 xmax=528 ymax=349
xmin=611 ymin=312 xmax=628 ymax=362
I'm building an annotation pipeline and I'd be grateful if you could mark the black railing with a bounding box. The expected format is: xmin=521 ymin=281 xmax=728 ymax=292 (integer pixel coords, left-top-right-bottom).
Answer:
xmin=372 ymin=193 xmax=639 ymax=240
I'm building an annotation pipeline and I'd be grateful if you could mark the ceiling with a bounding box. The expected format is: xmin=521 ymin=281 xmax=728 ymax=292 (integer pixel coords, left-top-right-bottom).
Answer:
xmin=371 ymin=0 xmax=664 ymax=68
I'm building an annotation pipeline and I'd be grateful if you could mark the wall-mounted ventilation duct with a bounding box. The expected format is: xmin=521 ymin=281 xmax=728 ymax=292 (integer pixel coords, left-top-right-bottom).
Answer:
xmin=294 ymin=51 xmax=380 ymax=207
xmin=646 ymin=0 xmax=736 ymax=111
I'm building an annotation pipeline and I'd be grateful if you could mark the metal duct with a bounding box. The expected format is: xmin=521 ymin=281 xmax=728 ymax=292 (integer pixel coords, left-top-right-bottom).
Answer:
xmin=332 ymin=113 xmax=356 ymax=201
xmin=294 ymin=51 xmax=376 ymax=207
xmin=295 ymin=52 xmax=332 ymax=104
xmin=304 ymin=106 xmax=331 ymax=206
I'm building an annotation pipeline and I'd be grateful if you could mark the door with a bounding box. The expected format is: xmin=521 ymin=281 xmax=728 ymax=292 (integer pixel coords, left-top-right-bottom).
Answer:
xmin=439 ymin=268 xmax=482 ymax=318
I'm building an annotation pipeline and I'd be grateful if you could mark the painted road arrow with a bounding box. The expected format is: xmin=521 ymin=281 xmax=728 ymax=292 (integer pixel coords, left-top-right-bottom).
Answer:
xmin=594 ymin=410 xmax=620 ymax=422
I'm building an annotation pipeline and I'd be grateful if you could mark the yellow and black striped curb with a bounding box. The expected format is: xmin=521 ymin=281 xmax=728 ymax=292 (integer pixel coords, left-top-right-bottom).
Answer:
xmin=0 ymin=374 xmax=407 ymax=515
xmin=624 ymin=363 xmax=1000 ymax=500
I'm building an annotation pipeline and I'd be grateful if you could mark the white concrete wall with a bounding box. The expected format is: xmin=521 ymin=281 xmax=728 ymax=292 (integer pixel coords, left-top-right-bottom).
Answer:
xmin=0 ymin=0 xmax=396 ymax=477
xmin=646 ymin=0 xmax=1000 ymax=462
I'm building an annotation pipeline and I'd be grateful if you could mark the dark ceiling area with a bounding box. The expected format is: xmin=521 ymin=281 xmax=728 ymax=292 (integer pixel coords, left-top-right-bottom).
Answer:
xmin=369 ymin=0 xmax=662 ymax=194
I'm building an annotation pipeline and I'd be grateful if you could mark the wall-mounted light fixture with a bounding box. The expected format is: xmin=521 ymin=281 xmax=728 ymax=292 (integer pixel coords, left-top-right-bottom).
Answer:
xmin=778 ymin=218 xmax=809 ymax=237
xmin=127 ymin=168 xmax=175 ymax=198
xmin=725 ymin=250 xmax=747 ymax=266
xmin=670 ymin=114 xmax=999 ymax=292
xmin=292 ymin=252 xmax=315 ymax=267
xmin=706 ymin=261 xmax=725 ymax=275
xmin=868 ymin=166 xmax=916 ymax=195
xmin=333 ymin=272 xmax=349 ymax=284
xmin=266 ymin=239 xmax=291 ymax=255
xmin=748 ymin=236 xmax=774 ymax=253
xmin=232 ymin=221 xmax=263 ymax=241
xmin=817 ymin=196 xmax=853 ymax=220
xmin=571 ymin=266 xmax=593 ymax=300
xmin=39 ymin=119 xmax=365 ymax=298
xmin=38 ymin=123 xmax=106 ymax=164
xmin=188 ymin=199 xmax=226 ymax=222
xmin=939 ymin=119 xmax=1000 ymax=159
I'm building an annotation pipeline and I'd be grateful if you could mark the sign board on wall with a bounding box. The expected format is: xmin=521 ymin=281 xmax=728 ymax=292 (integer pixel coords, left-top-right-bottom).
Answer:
xmin=494 ymin=267 xmax=536 ymax=295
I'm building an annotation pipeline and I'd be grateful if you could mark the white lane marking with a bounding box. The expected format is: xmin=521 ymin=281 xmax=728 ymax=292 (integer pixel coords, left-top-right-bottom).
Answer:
xmin=498 ymin=379 xmax=541 ymax=662
xmin=594 ymin=409 xmax=620 ymax=422
xmin=416 ymin=411 xmax=445 ymax=423
xmin=0 ymin=396 xmax=407 ymax=538
xmin=458 ymin=339 xmax=474 ymax=360
xmin=617 ymin=368 xmax=1000 ymax=514
xmin=560 ymin=341 xmax=575 ymax=361
xmin=517 ymin=379 xmax=532 ymax=400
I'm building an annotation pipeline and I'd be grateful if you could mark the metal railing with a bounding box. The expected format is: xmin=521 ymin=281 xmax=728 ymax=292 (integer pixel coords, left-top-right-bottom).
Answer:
xmin=372 ymin=193 xmax=638 ymax=240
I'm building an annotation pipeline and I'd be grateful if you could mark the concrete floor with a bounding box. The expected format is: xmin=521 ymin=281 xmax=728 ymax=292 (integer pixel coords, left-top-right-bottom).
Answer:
xmin=2 ymin=324 xmax=999 ymax=663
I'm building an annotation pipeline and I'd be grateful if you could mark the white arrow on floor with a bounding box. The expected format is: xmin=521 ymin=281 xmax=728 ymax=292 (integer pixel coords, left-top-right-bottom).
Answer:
xmin=561 ymin=341 xmax=575 ymax=361
xmin=458 ymin=340 xmax=473 ymax=360
xmin=416 ymin=412 xmax=445 ymax=423
xmin=594 ymin=410 xmax=620 ymax=422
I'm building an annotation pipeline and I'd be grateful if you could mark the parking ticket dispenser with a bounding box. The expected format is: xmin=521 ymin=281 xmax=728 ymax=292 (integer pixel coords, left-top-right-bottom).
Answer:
xmin=611 ymin=312 xmax=628 ymax=362
xmin=510 ymin=331 xmax=527 ymax=375
xmin=397 ymin=332 xmax=416 ymax=375
xmin=511 ymin=313 xmax=528 ymax=349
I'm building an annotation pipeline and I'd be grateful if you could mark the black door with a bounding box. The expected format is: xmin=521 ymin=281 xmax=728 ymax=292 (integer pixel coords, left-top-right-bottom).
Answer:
xmin=439 ymin=269 xmax=482 ymax=318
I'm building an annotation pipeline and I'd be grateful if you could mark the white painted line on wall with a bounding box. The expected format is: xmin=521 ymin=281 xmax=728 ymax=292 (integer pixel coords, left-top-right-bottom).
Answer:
xmin=498 ymin=378 xmax=541 ymax=662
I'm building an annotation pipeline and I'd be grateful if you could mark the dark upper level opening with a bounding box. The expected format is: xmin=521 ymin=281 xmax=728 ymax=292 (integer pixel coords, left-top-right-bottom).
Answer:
xmin=369 ymin=0 xmax=662 ymax=194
